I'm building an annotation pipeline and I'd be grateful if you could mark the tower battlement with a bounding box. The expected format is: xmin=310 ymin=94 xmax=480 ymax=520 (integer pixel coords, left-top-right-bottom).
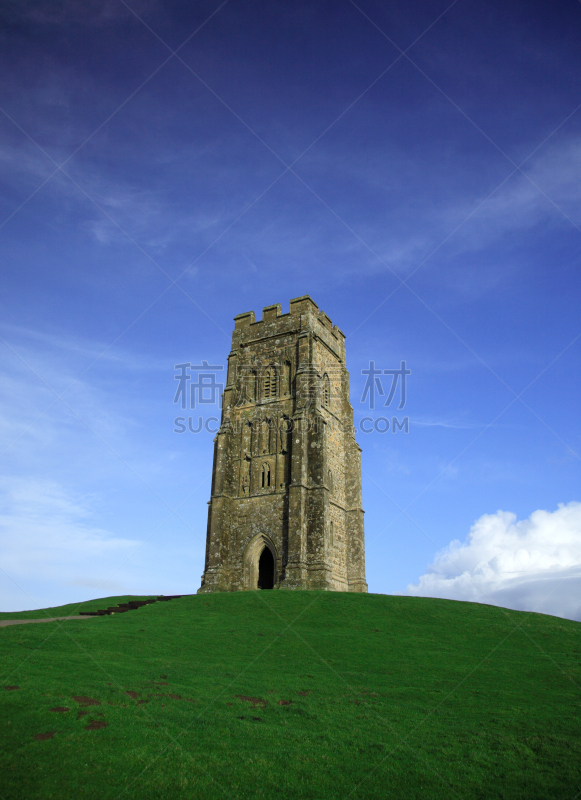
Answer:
xmin=198 ymin=296 xmax=367 ymax=594
xmin=233 ymin=295 xmax=345 ymax=341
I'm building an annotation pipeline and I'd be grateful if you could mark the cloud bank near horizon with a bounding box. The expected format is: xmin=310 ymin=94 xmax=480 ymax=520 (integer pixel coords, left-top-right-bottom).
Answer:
xmin=403 ymin=502 xmax=581 ymax=622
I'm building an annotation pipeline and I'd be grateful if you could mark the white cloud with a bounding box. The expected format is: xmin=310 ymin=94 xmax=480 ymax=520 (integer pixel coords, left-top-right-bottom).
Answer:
xmin=404 ymin=502 xmax=581 ymax=622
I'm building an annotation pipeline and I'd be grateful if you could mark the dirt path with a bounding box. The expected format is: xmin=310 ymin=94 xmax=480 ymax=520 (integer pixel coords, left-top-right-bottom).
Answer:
xmin=0 ymin=616 xmax=95 ymax=628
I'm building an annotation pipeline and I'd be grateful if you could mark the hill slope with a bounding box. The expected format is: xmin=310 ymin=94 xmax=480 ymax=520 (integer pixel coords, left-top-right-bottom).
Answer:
xmin=1 ymin=591 xmax=580 ymax=799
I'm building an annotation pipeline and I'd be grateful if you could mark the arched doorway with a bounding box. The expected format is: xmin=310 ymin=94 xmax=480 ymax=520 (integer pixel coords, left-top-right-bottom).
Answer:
xmin=257 ymin=547 xmax=274 ymax=589
xmin=242 ymin=533 xmax=278 ymax=590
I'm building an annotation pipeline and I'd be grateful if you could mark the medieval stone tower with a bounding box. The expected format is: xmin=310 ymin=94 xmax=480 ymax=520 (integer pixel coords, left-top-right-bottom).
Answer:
xmin=198 ymin=295 xmax=367 ymax=594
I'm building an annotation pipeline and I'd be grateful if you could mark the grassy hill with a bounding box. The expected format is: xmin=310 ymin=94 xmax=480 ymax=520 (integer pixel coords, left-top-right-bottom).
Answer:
xmin=1 ymin=590 xmax=580 ymax=799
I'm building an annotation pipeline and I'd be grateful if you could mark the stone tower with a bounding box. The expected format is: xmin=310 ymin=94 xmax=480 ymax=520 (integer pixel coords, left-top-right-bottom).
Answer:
xmin=198 ymin=296 xmax=367 ymax=593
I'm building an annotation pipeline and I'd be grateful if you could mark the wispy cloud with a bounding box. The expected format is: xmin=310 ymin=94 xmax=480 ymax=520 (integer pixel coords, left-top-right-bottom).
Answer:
xmin=411 ymin=417 xmax=489 ymax=429
xmin=0 ymin=0 xmax=142 ymax=28
xmin=301 ymin=135 xmax=581 ymax=285
xmin=0 ymin=475 xmax=140 ymax=586
xmin=0 ymin=323 xmax=168 ymax=372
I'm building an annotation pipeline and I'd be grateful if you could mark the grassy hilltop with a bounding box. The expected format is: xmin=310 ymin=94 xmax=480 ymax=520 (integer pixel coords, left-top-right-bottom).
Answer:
xmin=1 ymin=591 xmax=580 ymax=799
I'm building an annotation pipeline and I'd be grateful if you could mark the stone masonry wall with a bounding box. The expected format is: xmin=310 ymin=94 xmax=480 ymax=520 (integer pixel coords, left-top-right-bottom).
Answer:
xmin=198 ymin=296 xmax=367 ymax=594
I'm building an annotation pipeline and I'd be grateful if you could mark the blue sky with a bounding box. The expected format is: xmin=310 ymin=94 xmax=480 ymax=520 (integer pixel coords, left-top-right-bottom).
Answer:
xmin=1 ymin=0 xmax=580 ymax=619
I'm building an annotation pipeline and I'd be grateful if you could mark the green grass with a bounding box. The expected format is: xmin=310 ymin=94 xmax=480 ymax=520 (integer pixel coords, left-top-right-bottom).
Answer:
xmin=1 ymin=591 xmax=580 ymax=799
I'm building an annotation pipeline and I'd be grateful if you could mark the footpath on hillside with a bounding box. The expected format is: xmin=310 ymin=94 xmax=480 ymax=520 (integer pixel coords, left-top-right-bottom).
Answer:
xmin=0 ymin=594 xmax=187 ymax=626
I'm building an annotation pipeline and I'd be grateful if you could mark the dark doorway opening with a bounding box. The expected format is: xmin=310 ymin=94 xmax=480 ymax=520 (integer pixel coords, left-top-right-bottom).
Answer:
xmin=257 ymin=547 xmax=275 ymax=590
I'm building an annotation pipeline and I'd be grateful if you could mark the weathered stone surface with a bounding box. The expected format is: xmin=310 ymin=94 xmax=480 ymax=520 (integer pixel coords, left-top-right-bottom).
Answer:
xmin=198 ymin=296 xmax=367 ymax=594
